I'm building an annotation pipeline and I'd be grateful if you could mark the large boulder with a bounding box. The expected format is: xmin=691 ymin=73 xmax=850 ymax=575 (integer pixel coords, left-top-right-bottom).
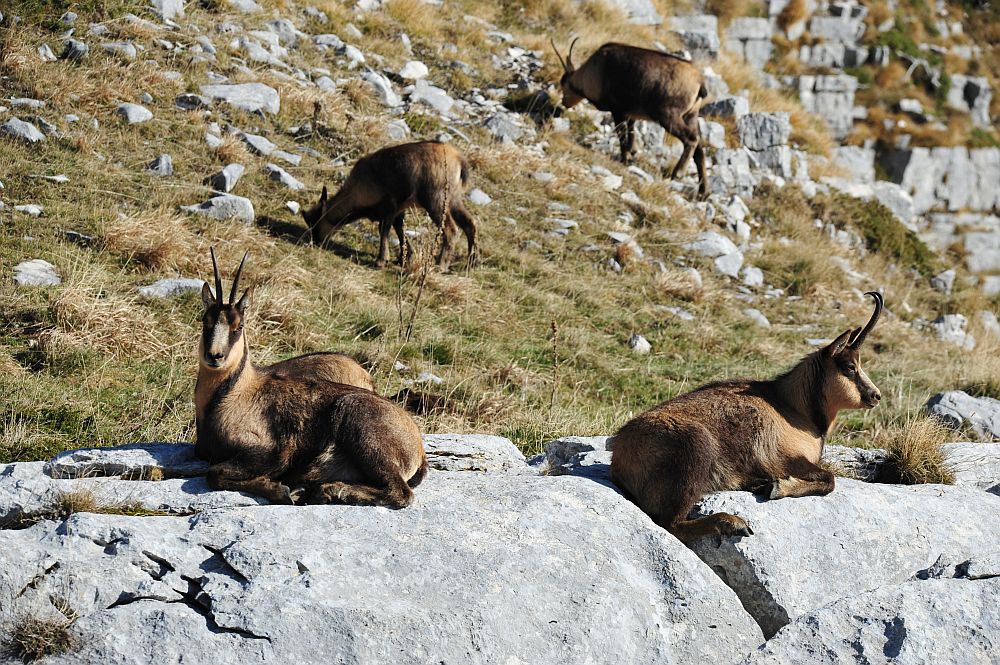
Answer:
xmin=0 ymin=441 xmax=764 ymax=664
xmin=689 ymin=479 xmax=1000 ymax=636
xmin=741 ymin=557 xmax=1000 ymax=664
xmin=926 ymin=390 xmax=1000 ymax=441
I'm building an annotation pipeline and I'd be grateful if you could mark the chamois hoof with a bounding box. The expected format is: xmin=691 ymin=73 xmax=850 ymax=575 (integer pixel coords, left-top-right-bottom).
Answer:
xmin=717 ymin=513 xmax=753 ymax=538
xmin=748 ymin=479 xmax=774 ymax=496
xmin=287 ymin=486 xmax=306 ymax=505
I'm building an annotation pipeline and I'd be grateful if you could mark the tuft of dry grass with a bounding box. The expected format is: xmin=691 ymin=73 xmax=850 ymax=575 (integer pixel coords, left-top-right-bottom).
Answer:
xmin=871 ymin=416 xmax=956 ymax=485
xmin=3 ymin=599 xmax=78 ymax=664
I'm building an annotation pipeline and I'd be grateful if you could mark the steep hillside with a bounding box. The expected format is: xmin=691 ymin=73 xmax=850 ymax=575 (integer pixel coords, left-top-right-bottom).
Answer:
xmin=1 ymin=0 xmax=998 ymax=467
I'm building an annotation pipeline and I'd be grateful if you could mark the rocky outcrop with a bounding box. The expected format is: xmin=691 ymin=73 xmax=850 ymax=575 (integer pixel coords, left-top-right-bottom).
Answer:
xmin=0 ymin=439 xmax=763 ymax=665
xmin=724 ymin=18 xmax=773 ymax=69
xmin=926 ymin=390 xmax=1000 ymax=441
xmin=879 ymin=147 xmax=1000 ymax=215
xmin=690 ymin=479 xmax=1000 ymax=636
xmin=741 ymin=557 xmax=1000 ymax=664
xmin=797 ymin=74 xmax=856 ymax=140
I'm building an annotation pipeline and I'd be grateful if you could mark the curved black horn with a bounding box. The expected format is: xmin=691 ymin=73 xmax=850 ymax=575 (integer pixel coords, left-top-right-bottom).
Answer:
xmin=550 ymin=37 xmax=568 ymax=73
xmin=566 ymin=37 xmax=579 ymax=71
xmin=210 ymin=247 xmax=222 ymax=304
xmin=229 ymin=251 xmax=249 ymax=305
xmin=849 ymin=291 xmax=883 ymax=349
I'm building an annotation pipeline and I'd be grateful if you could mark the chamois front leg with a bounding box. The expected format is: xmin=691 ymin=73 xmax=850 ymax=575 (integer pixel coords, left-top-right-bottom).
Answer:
xmin=766 ymin=458 xmax=836 ymax=500
xmin=207 ymin=458 xmax=297 ymax=504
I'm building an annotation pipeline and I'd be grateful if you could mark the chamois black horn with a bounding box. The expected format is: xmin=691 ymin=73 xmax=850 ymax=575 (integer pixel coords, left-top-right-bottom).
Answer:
xmin=229 ymin=251 xmax=249 ymax=305
xmin=210 ymin=247 xmax=222 ymax=304
xmin=849 ymin=291 xmax=883 ymax=349
xmin=550 ymin=37 xmax=569 ymax=73
xmin=566 ymin=37 xmax=579 ymax=71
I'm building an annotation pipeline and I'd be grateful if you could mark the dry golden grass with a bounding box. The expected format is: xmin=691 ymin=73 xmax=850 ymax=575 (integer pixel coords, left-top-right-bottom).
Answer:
xmin=3 ymin=599 xmax=78 ymax=663
xmin=871 ymin=416 xmax=956 ymax=485
xmin=705 ymin=0 xmax=756 ymax=28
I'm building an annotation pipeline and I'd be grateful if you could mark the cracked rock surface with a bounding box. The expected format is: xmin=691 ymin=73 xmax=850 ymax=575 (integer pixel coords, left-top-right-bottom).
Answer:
xmin=0 ymin=437 xmax=763 ymax=664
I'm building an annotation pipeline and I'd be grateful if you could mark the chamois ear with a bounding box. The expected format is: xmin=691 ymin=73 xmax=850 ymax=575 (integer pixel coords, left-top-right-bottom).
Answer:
xmin=320 ymin=185 xmax=328 ymax=204
xmin=235 ymin=286 xmax=254 ymax=314
xmin=201 ymin=281 xmax=216 ymax=309
xmin=824 ymin=329 xmax=854 ymax=357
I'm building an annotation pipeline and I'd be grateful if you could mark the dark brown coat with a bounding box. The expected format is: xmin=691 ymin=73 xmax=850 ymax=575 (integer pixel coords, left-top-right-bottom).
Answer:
xmin=611 ymin=293 xmax=884 ymax=542
xmin=552 ymin=40 xmax=709 ymax=197
xmin=302 ymin=141 xmax=477 ymax=271
xmin=195 ymin=250 xmax=426 ymax=507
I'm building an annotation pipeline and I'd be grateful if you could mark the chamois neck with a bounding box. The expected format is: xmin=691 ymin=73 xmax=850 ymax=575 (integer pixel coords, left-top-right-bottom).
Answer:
xmin=772 ymin=352 xmax=835 ymax=438
xmin=195 ymin=337 xmax=255 ymax=420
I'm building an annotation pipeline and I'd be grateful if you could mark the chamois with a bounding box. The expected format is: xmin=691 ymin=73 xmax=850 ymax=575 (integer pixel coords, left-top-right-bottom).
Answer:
xmin=551 ymin=39 xmax=709 ymax=197
xmin=194 ymin=249 xmax=427 ymax=506
xmin=611 ymin=292 xmax=885 ymax=543
xmin=302 ymin=141 xmax=478 ymax=271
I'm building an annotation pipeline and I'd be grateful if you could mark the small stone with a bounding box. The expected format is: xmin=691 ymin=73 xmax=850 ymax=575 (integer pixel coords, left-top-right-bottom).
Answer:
xmin=14 ymin=259 xmax=60 ymax=286
xmin=930 ymin=269 xmax=956 ymax=295
xmin=138 ymin=278 xmax=204 ymax=298
xmin=60 ymin=11 xmax=78 ymax=25
xmin=385 ymin=118 xmax=409 ymax=141
xmin=147 ymin=154 xmax=173 ymax=177
xmin=468 ymin=188 xmax=491 ymax=205
xmin=199 ymin=83 xmax=281 ymax=115
xmin=286 ymin=201 xmax=300 ymax=214
xmin=409 ymin=80 xmax=454 ymax=114
xmin=743 ymin=307 xmax=771 ymax=328
xmin=240 ymin=132 xmax=277 ymax=156
xmin=315 ymin=76 xmax=336 ymax=92
xmin=61 ymin=39 xmax=90 ymax=61
xmin=265 ymin=163 xmax=305 ymax=190
xmin=399 ymin=60 xmax=429 ymax=80
xmin=627 ymin=334 xmax=652 ymax=354
xmin=175 ymin=93 xmax=210 ymax=110
xmin=181 ymin=194 xmax=255 ymax=224
xmin=404 ymin=371 xmax=444 ymax=386
xmin=484 ymin=113 xmax=524 ymax=143
xmin=361 ymin=71 xmax=401 ymax=107
xmin=150 ymin=0 xmax=185 ymax=21
xmin=116 ymin=103 xmax=153 ymax=124
xmin=139 ymin=92 xmax=154 ymax=104
xmin=741 ymin=265 xmax=764 ymax=287
xmin=929 ymin=314 xmax=976 ymax=350
xmin=205 ymin=163 xmax=245 ymax=193
xmin=533 ymin=171 xmax=556 ymax=183
xmin=0 ymin=117 xmax=46 ymax=144
xmin=102 ymin=42 xmax=138 ymax=60
xmin=14 ymin=204 xmax=44 ymax=217
xmin=38 ymin=43 xmax=57 ymax=61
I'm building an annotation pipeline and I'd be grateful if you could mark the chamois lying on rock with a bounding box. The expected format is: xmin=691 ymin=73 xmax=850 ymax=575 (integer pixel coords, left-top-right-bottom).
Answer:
xmin=551 ymin=39 xmax=709 ymax=197
xmin=611 ymin=292 xmax=885 ymax=543
xmin=302 ymin=141 xmax=478 ymax=271
xmin=194 ymin=249 xmax=427 ymax=506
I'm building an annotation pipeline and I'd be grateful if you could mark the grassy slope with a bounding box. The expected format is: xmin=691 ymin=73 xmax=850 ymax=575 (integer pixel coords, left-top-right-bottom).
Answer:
xmin=1 ymin=0 xmax=997 ymax=465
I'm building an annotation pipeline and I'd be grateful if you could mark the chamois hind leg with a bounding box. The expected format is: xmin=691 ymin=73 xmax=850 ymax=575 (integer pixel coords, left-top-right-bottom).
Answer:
xmin=407 ymin=457 xmax=429 ymax=489
xmin=616 ymin=424 xmax=752 ymax=544
xmin=449 ymin=202 xmax=478 ymax=268
xmin=310 ymin=474 xmax=414 ymax=508
xmin=375 ymin=216 xmax=393 ymax=268
xmin=207 ymin=459 xmax=295 ymax=504
xmin=612 ymin=112 xmax=634 ymax=164
xmin=768 ymin=457 xmax=836 ymax=500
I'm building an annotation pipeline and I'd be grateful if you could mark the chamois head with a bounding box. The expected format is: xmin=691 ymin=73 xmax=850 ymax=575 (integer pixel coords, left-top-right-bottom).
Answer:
xmin=551 ymin=38 xmax=584 ymax=108
xmin=817 ymin=291 xmax=883 ymax=411
xmin=301 ymin=185 xmax=329 ymax=244
xmin=199 ymin=248 xmax=253 ymax=370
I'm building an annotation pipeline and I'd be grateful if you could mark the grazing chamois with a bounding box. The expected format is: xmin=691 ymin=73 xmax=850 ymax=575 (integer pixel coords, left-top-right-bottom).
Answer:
xmin=611 ymin=292 xmax=885 ymax=543
xmin=302 ymin=141 xmax=478 ymax=271
xmin=551 ymin=39 xmax=709 ymax=197
xmin=194 ymin=249 xmax=427 ymax=506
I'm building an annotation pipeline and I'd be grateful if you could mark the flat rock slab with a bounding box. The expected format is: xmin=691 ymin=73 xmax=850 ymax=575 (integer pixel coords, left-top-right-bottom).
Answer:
xmin=742 ymin=565 xmax=1000 ymax=664
xmin=137 ymin=277 xmax=204 ymax=298
xmin=927 ymin=390 xmax=1000 ymax=441
xmin=690 ymin=478 xmax=1000 ymax=637
xmin=181 ymin=194 xmax=255 ymax=224
xmin=422 ymin=434 xmax=527 ymax=472
xmin=199 ymin=83 xmax=280 ymax=115
xmin=940 ymin=442 xmax=1000 ymax=490
xmin=1 ymin=472 xmax=763 ymax=664
xmin=14 ymin=259 xmax=61 ymax=286
xmin=1 ymin=117 xmax=46 ymax=143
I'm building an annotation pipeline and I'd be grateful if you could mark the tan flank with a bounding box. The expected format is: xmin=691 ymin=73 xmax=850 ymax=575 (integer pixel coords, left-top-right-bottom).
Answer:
xmin=194 ymin=250 xmax=427 ymax=507
xmin=551 ymin=39 xmax=709 ymax=197
xmin=302 ymin=141 xmax=478 ymax=272
xmin=611 ymin=292 xmax=886 ymax=544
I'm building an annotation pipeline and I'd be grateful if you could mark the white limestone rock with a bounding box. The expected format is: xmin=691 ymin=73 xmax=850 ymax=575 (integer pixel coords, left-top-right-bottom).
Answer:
xmin=116 ymin=103 xmax=153 ymax=124
xmin=926 ymin=391 xmax=1000 ymax=441
xmin=199 ymin=83 xmax=280 ymax=115
xmin=181 ymin=194 xmax=255 ymax=224
xmin=138 ymin=278 xmax=205 ymax=299
xmin=14 ymin=259 xmax=60 ymax=286
xmin=1 ymin=117 xmax=46 ymax=143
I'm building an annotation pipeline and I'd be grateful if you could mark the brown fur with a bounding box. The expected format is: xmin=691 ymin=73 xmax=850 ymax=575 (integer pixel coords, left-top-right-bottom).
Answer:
xmin=194 ymin=251 xmax=427 ymax=507
xmin=267 ymin=352 xmax=374 ymax=392
xmin=302 ymin=141 xmax=477 ymax=271
xmin=611 ymin=294 xmax=884 ymax=543
xmin=552 ymin=40 xmax=709 ymax=197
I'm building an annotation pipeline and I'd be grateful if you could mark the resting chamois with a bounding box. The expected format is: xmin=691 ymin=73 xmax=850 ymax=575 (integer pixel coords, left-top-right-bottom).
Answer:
xmin=194 ymin=249 xmax=427 ymax=506
xmin=551 ymin=39 xmax=709 ymax=197
xmin=611 ymin=292 xmax=884 ymax=543
xmin=302 ymin=141 xmax=478 ymax=271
